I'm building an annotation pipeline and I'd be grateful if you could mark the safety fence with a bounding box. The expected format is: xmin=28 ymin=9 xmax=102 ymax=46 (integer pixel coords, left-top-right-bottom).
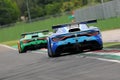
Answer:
xmin=75 ymin=0 xmax=120 ymax=22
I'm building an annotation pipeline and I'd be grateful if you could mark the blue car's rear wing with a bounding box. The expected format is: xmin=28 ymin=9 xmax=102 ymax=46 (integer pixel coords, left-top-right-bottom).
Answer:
xmin=21 ymin=30 xmax=49 ymax=36
xmin=80 ymin=19 xmax=97 ymax=24
xmin=52 ymin=20 xmax=97 ymax=29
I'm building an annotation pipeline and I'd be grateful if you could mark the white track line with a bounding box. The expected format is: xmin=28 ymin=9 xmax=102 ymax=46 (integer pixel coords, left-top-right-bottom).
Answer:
xmin=1 ymin=44 xmax=120 ymax=63
xmin=86 ymin=52 xmax=120 ymax=56
xmin=0 ymin=44 xmax=17 ymax=51
xmin=33 ymin=49 xmax=47 ymax=54
xmin=89 ymin=57 xmax=120 ymax=63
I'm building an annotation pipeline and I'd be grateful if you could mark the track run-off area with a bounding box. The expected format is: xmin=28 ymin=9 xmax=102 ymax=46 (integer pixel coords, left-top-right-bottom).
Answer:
xmin=0 ymin=44 xmax=120 ymax=80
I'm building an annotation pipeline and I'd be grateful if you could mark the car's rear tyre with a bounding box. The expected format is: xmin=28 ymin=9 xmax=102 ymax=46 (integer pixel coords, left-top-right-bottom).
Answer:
xmin=48 ymin=48 xmax=54 ymax=57
xmin=48 ymin=48 xmax=60 ymax=57
xmin=48 ymin=45 xmax=60 ymax=57
xmin=47 ymin=38 xmax=60 ymax=57
xmin=18 ymin=42 xmax=26 ymax=53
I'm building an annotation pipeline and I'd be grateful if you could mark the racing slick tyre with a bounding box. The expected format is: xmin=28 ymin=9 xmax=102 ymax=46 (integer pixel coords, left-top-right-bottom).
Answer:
xmin=48 ymin=45 xmax=60 ymax=57
xmin=48 ymin=48 xmax=54 ymax=57
xmin=48 ymin=48 xmax=60 ymax=57
xmin=17 ymin=42 xmax=26 ymax=53
xmin=47 ymin=38 xmax=60 ymax=57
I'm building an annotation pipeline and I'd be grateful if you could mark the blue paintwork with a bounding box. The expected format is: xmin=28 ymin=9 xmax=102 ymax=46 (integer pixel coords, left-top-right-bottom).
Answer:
xmin=48 ymin=23 xmax=103 ymax=54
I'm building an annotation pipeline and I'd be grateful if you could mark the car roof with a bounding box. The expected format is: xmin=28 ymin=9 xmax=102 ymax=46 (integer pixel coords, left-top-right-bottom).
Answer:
xmin=51 ymin=20 xmax=97 ymax=37
xmin=52 ymin=24 xmax=89 ymax=36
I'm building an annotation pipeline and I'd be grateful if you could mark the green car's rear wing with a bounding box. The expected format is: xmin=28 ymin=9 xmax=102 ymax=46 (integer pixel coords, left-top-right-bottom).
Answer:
xmin=52 ymin=20 xmax=97 ymax=29
xmin=21 ymin=30 xmax=49 ymax=37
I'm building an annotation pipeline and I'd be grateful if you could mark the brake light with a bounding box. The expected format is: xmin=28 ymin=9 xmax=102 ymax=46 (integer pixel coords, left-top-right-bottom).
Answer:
xmin=87 ymin=31 xmax=99 ymax=36
xmin=22 ymin=40 xmax=32 ymax=43
xmin=52 ymin=36 xmax=68 ymax=42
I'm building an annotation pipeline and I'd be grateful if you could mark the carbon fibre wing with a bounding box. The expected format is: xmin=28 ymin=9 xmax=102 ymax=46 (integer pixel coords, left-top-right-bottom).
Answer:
xmin=52 ymin=20 xmax=97 ymax=29
xmin=21 ymin=30 xmax=49 ymax=37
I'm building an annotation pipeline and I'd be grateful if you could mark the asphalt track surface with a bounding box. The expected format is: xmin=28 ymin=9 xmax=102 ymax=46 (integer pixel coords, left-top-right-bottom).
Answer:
xmin=1 ymin=45 xmax=120 ymax=80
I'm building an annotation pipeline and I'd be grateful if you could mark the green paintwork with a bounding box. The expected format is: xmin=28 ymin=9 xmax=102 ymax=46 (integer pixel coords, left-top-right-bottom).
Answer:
xmin=18 ymin=32 xmax=48 ymax=53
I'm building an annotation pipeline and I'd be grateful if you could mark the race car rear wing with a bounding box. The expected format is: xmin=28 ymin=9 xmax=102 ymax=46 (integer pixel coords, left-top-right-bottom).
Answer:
xmin=21 ymin=30 xmax=49 ymax=36
xmin=52 ymin=20 xmax=97 ymax=29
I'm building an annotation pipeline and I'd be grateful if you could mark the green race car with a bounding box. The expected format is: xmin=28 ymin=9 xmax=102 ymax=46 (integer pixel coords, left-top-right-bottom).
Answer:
xmin=17 ymin=30 xmax=49 ymax=53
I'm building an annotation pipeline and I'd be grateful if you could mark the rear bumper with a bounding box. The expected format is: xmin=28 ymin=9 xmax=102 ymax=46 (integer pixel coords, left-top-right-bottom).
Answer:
xmin=22 ymin=40 xmax=47 ymax=51
xmin=24 ymin=43 xmax=47 ymax=50
xmin=55 ymin=40 xmax=102 ymax=53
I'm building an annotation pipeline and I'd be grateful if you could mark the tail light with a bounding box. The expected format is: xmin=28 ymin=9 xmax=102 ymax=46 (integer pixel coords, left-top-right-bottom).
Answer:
xmin=22 ymin=40 xmax=32 ymax=43
xmin=87 ymin=31 xmax=99 ymax=36
xmin=52 ymin=36 xmax=68 ymax=42
xmin=52 ymin=34 xmax=75 ymax=42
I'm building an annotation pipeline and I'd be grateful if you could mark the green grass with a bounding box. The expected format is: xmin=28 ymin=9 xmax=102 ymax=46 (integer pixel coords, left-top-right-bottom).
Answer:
xmin=103 ymin=42 xmax=120 ymax=49
xmin=1 ymin=40 xmax=18 ymax=46
xmin=0 ymin=15 xmax=71 ymax=42
xmin=0 ymin=15 xmax=120 ymax=43
xmin=89 ymin=17 xmax=120 ymax=31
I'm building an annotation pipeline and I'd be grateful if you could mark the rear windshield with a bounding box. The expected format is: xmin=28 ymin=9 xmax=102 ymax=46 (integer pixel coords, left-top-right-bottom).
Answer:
xmin=32 ymin=35 xmax=39 ymax=38
xmin=23 ymin=33 xmax=44 ymax=39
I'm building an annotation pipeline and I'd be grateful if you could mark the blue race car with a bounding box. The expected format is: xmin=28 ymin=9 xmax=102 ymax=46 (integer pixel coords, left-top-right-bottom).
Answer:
xmin=47 ymin=20 xmax=103 ymax=57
